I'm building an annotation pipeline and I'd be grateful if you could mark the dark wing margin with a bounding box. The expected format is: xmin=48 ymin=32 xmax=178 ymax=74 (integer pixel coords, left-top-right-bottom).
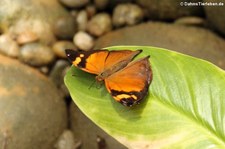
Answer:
xmin=105 ymin=56 xmax=152 ymax=107
xmin=65 ymin=49 xmax=108 ymax=68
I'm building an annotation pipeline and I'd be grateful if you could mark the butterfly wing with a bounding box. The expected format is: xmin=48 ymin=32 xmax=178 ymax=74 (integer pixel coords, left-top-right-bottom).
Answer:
xmin=105 ymin=56 xmax=152 ymax=107
xmin=65 ymin=49 xmax=142 ymax=75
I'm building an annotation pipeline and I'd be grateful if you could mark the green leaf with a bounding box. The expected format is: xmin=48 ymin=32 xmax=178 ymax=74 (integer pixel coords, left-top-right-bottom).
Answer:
xmin=64 ymin=46 xmax=225 ymax=148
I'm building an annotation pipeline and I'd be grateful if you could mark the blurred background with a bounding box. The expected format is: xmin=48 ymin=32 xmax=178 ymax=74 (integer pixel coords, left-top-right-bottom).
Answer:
xmin=0 ymin=0 xmax=224 ymax=149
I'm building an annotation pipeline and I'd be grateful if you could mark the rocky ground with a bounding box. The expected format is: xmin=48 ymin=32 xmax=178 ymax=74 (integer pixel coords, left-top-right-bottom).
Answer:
xmin=0 ymin=0 xmax=224 ymax=149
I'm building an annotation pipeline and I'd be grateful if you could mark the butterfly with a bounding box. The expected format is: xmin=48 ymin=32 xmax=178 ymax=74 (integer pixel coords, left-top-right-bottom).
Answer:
xmin=65 ymin=49 xmax=152 ymax=107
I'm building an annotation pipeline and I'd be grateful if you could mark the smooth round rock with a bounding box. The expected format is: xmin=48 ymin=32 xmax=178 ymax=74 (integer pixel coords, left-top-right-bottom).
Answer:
xmin=52 ymin=41 xmax=77 ymax=58
xmin=59 ymin=0 xmax=90 ymax=8
xmin=0 ymin=55 xmax=67 ymax=149
xmin=0 ymin=34 xmax=19 ymax=58
xmin=73 ymin=31 xmax=94 ymax=51
xmin=204 ymin=0 xmax=225 ymax=36
xmin=87 ymin=13 xmax=112 ymax=36
xmin=112 ymin=3 xmax=144 ymax=27
xmin=16 ymin=31 xmax=39 ymax=44
xmin=19 ymin=43 xmax=55 ymax=66
xmin=70 ymin=104 xmax=127 ymax=149
xmin=136 ymin=0 xmax=204 ymax=20
xmin=76 ymin=10 xmax=88 ymax=31
xmin=54 ymin=15 xmax=77 ymax=39
xmin=95 ymin=22 xmax=225 ymax=70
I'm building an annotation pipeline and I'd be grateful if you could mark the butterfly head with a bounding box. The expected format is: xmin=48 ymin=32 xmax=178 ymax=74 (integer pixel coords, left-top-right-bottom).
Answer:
xmin=95 ymin=75 xmax=104 ymax=82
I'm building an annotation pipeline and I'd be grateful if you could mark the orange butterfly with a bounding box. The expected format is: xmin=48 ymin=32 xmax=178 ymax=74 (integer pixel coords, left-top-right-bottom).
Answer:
xmin=65 ymin=49 xmax=152 ymax=107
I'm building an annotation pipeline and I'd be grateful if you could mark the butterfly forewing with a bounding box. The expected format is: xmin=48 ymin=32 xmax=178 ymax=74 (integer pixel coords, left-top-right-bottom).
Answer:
xmin=65 ymin=49 xmax=141 ymax=76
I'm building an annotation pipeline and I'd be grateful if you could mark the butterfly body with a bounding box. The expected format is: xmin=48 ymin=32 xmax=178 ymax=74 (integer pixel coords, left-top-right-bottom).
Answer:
xmin=66 ymin=49 xmax=152 ymax=107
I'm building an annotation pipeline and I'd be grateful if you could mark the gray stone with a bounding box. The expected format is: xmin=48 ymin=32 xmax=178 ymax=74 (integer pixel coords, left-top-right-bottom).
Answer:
xmin=54 ymin=15 xmax=78 ymax=39
xmin=87 ymin=13 xmax=112 ymax=36
xmin=19 ymin=43 xmax=55 ymax=66
xmin=95 ymin=22 xmax=225 ymax=69
xmin=0 ymin=0 xmax=69 ymax=45
xmin=70 ymin=104 xmax=127 ymax=149
xmin=0 ymin=55 xmax=67 ymax=149
xmin=112 ymin=3 xmax=144 ymax=27
xmin=136 ymin=0 xmax=204 ymax=20
xmin=204 ymin=0 xmax=225 ymax=36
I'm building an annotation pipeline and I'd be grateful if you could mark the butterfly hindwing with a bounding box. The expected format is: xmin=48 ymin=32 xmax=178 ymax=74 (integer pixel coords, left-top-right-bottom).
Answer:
xmin=105 ymin=56 xmax=152 ymax=107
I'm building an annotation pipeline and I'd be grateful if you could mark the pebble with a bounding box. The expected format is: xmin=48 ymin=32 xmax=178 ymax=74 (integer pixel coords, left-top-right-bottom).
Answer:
xmin=0 ymin=34 xmax=20 ymax=58
xmin=49 ymin=60 xmax=70 ymax=97
xmin=16 ymin=31 xmax=39 ymax=44
xmin=94 ymin=0 xmax=108 ymax=10
xmin=54 ymin=15 xmax=77 ymax=39
xmin=76 ymin=10 xmax=88 ymax=31
xmin=87 ymin=13 xmax=112 ymax=36
xmin=52 ymin=41 xmax=77 ymax=58
xmin=85 ymin=5 xmax=97 ymax=18
xmin=112 ymin=3 xmax=144 ymax=27
xmin=19 ymin=43 xmax=55 ymax=66
xmin=39 ymin=66 xmax=49 ymax=74
xmin=59 ymin=0 xmax=90 ymax=8
xmin=73 ymin=31 xmax=94 ymax=51
xmin=55 ymin=130 xmax=81 ymax=149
